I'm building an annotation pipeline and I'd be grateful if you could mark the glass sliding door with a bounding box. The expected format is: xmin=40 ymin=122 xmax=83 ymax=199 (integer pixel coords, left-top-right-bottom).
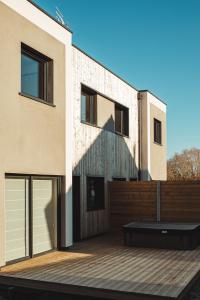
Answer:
xmin=32 ymin=178 xmax=57 ymax=255
xmin=5 ymin=178 xmax=29 ymax=262
xmin=5 ymin=175 xmax=59 ymax=262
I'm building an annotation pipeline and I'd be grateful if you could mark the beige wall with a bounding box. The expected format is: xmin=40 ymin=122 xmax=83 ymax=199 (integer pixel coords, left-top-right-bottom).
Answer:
xmin=139 ymin=96 xmax=149 ymax=180
xmin=140 ymin=91 xmax=167 ymax=181
xmin=150 ymin=103 xmax=167 ymax=180
xmin=97 ymin=95 xmax=115 ymax=131
xmin=0 ymin=2 xmax=66 ymax=266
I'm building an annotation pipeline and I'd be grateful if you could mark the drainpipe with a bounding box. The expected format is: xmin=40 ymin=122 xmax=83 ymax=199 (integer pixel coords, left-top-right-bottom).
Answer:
xmin=137 ymin=92 xmax=142 ymax=181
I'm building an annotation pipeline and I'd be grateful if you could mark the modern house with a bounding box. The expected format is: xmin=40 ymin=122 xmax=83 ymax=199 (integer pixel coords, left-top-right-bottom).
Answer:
xmin=0 ymin=0 xmax=166 ymax=267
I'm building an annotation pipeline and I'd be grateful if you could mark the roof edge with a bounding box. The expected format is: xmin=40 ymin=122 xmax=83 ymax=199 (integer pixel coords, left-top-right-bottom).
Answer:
xmin=72 ymin=43 xmax=139 ymax=92
xmin=26 ymin=0 xmax=73 ymax=34
xmin=139 ymin=89 xmax=167 ymax=106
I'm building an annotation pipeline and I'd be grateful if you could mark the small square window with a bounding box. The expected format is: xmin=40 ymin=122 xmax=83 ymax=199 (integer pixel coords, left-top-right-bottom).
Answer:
xmin=21 ymin=43 xmax=53 ymax=104
xmin=87 ymin=177 xmax=105 ymax=211
xmin=154 ymin=118 xmax=162 ymax=144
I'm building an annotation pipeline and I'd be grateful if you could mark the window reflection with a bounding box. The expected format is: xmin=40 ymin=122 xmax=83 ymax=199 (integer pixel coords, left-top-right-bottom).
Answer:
xmin=21 ymin=53 xmax=40 ymax=98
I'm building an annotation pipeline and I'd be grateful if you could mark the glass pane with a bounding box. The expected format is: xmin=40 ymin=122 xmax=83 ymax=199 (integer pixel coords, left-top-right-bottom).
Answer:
xmin=115 ymin=107 xmax=122 ymax=133
xmin=21 ymin=53 xmax=40 ymax=98
xmin=87 ymin=177 xmax=104 ymax=210
xmin=81 ymin=94 xmax=86 ymax=121
xmin=5 ymin=178 xmax=29 ymax=262
xmin=32 ymin=179 xmax=57 ymax=255
xmin=90 ymin=96 xmax=94 ymax=124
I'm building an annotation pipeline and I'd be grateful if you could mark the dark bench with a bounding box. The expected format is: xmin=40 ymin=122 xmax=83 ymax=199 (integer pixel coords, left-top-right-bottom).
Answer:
xmin=122 ymin=222 xmax=200 ymax=250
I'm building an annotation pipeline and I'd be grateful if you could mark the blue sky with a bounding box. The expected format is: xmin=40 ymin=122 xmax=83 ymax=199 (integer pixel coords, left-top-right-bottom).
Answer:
xmin=33 ymin=0 xmax=200 ymax=158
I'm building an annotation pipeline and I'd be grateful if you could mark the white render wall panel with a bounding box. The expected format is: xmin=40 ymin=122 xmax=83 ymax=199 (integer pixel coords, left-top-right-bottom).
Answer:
xmin=72 ymin=46 xmax=139 ymax=238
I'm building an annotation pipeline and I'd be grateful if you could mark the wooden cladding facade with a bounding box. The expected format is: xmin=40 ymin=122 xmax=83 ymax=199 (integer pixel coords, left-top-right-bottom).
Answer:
xmin=109 ymin=181 xmax=200 ymax=229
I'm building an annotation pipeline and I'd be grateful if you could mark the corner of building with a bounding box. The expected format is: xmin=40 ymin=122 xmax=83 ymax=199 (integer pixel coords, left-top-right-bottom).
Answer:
xmin=138 ymin=90 xmax=167 ymax=181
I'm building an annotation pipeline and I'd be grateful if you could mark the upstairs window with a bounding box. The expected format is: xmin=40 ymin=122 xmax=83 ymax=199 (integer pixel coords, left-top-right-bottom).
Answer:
xmin=21 ymin=43 xmax=53 ymax=104
xmin=87 ymin=177 xmax=105 ymax=211
xmin=154 ymin=118 xmax=162 ymax=144
xmin=115 ymin=104 xmax=129 ymax=136
xmin=81 ymin=86 xmax=97 ymax=125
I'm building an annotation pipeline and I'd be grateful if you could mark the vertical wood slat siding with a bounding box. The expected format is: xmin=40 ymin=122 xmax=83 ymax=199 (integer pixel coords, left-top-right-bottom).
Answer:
xmin=109 ymin=181 xmax=200 ymax=229
xmin=72 ymin=47 xmax=139 ymax=239
xmin=74 ymin=128 xmax=138 ymax=239
xmin=109 ymin=181 xmax=157 ymax=229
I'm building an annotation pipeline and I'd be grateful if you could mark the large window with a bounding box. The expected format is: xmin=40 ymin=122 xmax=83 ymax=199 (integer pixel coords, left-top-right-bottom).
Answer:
xmin=87 ymin=177 xmax=105 ymax=211
xmin=115 ymin=104 xmax=129 ymax=136
xmin=21 ymin=43 xmax=53 ymax=104
xmin=81 ymin=86 xmax=97 ymax=125
xmin=81 ymin=85 xmax=129 ymax=136
xmin=154 ymin=118 xmax=162 ymax=144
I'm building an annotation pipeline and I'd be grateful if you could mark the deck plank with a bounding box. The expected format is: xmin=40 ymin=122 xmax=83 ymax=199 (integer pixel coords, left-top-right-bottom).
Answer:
xmin=0 ymin=234 xmax=200 ymax=299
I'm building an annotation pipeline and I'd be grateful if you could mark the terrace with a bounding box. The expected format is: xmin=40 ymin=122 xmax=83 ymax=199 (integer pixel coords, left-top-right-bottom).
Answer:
xmin=1 ymin=180 xmax=200 ymax=299
xmin=0 ymin=233 xmax=200 ymax=300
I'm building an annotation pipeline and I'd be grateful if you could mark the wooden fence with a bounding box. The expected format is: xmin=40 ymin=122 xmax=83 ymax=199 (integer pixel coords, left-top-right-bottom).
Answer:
xmin=109 ymin=181 xmax=200 ymax=229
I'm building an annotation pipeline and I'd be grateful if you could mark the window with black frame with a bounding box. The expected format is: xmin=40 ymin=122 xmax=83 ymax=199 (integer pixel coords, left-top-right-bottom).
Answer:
xmin=115 ymin=104 xmax=129 ymax=136
xmin=81 ymin=86 xmax=97 ymax=125
xmin=87 ymin=177 xmax=105 ymax=211
xmin=154 ymin=118 xmax=162 ymax=144
xmin=21 ymin=43 xmax=53 ymax=104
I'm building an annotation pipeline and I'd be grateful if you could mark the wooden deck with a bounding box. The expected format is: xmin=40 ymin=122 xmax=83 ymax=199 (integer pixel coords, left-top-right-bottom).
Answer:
xmin=0 ymin=234 xmax=200 ymax=300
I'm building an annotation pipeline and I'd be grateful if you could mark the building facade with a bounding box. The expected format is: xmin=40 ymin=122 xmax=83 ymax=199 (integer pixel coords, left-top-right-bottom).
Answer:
xmin=0 ymin=0 xmax=73 ymax=267
xmin=0 ymin=0 xmax=167 ymax=266
xmin=72 ymin=47 xmax=167 ymax=240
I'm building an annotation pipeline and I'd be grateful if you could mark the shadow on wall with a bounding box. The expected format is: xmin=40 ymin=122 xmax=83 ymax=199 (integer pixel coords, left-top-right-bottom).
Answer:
xmin=70 ymin=116 xmax=140 ymax=240
xmin=45 ymin=116 xmax=151 ymax=247
xmin=45 ymin=197 xmax=54 ymax=249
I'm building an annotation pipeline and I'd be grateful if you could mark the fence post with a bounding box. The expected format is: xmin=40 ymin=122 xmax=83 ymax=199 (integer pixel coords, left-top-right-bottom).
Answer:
xmin=156 ymin=181 xmax=161 ymax=222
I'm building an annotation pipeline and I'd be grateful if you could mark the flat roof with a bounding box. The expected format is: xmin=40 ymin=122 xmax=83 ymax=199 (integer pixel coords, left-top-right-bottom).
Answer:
xmin=73 ymin=44 xmax=166 ymax=105
xmin=72 ymin=44 xmax=138 ymax=92
xmin=139 ymin=90 xmax=167 ymax=106
xmin=27 ymin=0 xmax=73 ymax=33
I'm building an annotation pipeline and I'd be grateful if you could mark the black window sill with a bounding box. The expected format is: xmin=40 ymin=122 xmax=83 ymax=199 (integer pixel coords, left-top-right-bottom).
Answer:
xmin=81 ymin=120 xmax=129 ymax=138
xmin=81 ymin=120 xmax=99 ymax=128
xmin=19 ymin=92 xmax=56 ymax=107
xmin=115 ymin=131 xmax=129 ymax=139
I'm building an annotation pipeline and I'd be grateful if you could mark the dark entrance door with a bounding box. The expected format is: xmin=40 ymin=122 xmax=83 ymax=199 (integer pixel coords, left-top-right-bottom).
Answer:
xmin=73 ymin=176 xmax=81 ymax=242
